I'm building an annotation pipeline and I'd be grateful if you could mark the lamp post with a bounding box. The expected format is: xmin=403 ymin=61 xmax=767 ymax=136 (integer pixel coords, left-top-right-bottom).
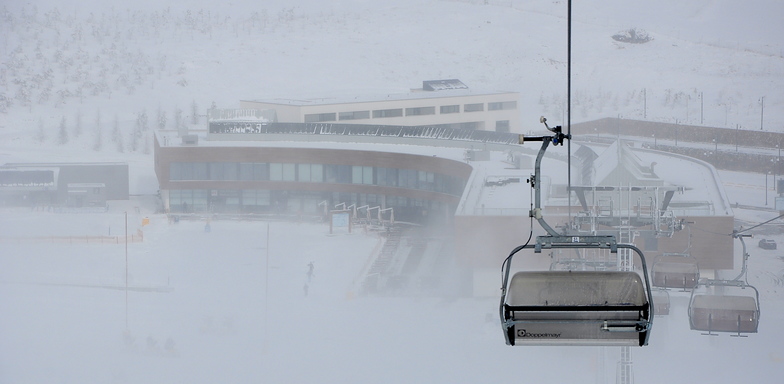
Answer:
xmin=699 ymin=91 xmax=704 ymax=125
xmin=766 ymin=171 xmax=770 ymax=206
xmin=760 ymin=96 xmax=765 ymax=130
xmin=125 ymin=211 xmax=128 ymax=330
xmin=653 ymin=133 xmax=656 ymax=150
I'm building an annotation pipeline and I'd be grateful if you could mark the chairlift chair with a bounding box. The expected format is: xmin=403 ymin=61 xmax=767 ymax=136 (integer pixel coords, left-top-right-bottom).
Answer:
xmin=687 ymin=233 xmax=760 ymax=336
xmin=652 ymin=289 xmax=671 ymax=316
xmin=651 ymin=253 xmax=700 ymax=290
xmin=499 ymin=121 xmax=653 ymax=347
xmin=503 ymin=267 xmax=652 ymax=346
xmin=688 ymin=279 xmax=760 ymax=336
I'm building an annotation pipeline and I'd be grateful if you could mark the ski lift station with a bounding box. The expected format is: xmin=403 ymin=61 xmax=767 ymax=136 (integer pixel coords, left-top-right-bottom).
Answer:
xmin=153 ymin=82 xmax=735 ymax=299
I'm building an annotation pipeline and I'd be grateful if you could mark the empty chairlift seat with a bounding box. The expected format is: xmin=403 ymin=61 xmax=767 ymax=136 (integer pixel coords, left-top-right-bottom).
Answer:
xmin=651 ymin=254 xmax=699 ymax=290
xmin=502 ymin=271 xmax=651 ymax=346
xmin=689 ymin=284 xmax=760 ymax=335
xmin=652 ymin=289 xmax=671 ymax=316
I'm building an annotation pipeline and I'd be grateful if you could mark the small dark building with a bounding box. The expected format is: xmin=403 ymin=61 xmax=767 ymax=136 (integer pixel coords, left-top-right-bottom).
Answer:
xmin=0 ymin=163 xmax=128 ymax=207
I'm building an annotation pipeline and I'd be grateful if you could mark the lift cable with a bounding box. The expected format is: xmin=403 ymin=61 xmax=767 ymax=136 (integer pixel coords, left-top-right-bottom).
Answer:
xmin=732 ymin=212 xmax=784 ymax=236
xmin=567 ymin=0 xmax=573 ymax=221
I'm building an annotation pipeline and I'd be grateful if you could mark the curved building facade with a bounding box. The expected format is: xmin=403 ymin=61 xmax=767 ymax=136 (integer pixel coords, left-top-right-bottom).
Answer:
xmin=154 ymin=125 xmax=478 ymax=224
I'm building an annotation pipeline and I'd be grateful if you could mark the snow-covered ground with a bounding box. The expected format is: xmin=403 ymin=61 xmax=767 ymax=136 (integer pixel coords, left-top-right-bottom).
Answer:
xmin=1 ymin=190 xmax=783 ymax=383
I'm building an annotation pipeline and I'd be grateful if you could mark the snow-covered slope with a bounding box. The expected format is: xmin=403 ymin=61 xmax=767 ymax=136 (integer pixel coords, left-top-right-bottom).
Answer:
xmin=1 ymin=0 xmax=782 ymax=168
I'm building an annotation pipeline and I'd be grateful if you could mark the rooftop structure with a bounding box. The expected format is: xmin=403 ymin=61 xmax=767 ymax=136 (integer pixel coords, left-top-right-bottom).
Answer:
xmin=239 ymin=80 xmax=522 ymax=133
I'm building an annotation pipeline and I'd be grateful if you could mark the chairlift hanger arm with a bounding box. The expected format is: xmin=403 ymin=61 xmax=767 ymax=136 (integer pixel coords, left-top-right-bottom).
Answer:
xmin=517 ymin=116 xmax=571 ymax=146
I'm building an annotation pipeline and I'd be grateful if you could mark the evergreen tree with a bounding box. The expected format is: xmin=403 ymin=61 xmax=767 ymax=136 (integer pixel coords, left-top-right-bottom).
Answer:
xmin=157 ymin=107 xmax=167 ymax=130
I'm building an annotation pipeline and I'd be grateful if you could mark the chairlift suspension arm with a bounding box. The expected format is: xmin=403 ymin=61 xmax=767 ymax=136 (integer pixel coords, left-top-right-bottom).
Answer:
xmin=518 ymin=117 xmax=570 ymax=236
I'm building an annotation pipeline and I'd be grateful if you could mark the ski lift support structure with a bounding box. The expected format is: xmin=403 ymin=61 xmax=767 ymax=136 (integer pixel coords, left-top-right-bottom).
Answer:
xmin=499 ymin=117 xmax=654 ymax=347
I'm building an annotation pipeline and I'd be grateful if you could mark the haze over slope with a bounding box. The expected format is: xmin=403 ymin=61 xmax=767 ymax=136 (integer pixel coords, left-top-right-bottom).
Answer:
xmin=1 ymin=0 xmax=782 ymax=169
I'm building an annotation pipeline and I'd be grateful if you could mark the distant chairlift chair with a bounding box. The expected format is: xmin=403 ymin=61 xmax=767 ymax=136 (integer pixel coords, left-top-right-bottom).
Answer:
xmin=688 ymin=233 xmax=760 ymax=336
xmin=651 ymin=253 xmax=700 ymax=290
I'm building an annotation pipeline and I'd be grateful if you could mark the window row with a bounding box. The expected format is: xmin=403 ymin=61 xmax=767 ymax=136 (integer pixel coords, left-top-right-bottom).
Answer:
xmin=169 ymin=162 xmax=466 ymax=196
xmin=302 ymin=100 xmax=518 ymax=122
xmin=167 ymin=189 xmax=450 ymax=224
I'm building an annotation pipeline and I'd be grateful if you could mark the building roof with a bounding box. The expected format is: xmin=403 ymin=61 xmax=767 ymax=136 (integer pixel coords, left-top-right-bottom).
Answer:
xmin=241 ymin=86 xmax=517 ymax=107
xmin=156 ymin=125 xmax=731 ymax=219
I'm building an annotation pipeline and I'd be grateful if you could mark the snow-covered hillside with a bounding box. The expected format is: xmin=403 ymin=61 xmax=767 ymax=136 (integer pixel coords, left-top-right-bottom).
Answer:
xmin=2 ymin=0 xmax=783 ymax=170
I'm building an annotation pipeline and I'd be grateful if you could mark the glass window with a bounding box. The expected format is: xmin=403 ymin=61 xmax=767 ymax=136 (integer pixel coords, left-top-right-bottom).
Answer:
xmin=464 ymin=103 xmax=484 ymax=112
xmin=254 ymin=163 xmax=269 ymax=180
xmin=270 ymin=163 xmax=282 ymax=181
xmin=325 ymin=165 xmax=338 ymax=183
xmin=242 ymin=190 xmax=271 ymax=206
xmin=372 ymin=108 xmax=403 ymax=118
xmin=298 ymin=163 xmax=311 ymax=182
xmin=337 ymin=165 xmax=352 ymax=183
xmin=386 ymin=168 xmax=398 ymax=187
xmin=304 ymin=113 xmax=336 ymax=123
xmin=440 ymin=105 xmax=460 ymax=114
xmin=338 ymin=111 xmax=370 ymax=120
xmin=193 ymin=190 xmax=208 ymax=212
xmin=207 ymin=163 xmax=237 ymax=180
xmin=170 ymin=163 xmax=186 ymax=180
xmin=224 ymin=163 xmax=238 ymax=180
xmin=488 ymin=101 xmax=517 ymax=111
xmin=311 ymin=164 xmax=323 ymax=182
xmin=193 ymin=163 xmax=208 ymax=180
xmin=239 ymin=163 xmax=254 ymax=181
xmin=405 ymin=106 xmax=435 ymax=116
xmin=363 ymin=166 xmax=373 ymax=185
xmin=352 ymin=166 xmax=363 ymax=184
xmin=282 ymin=163 xmax=296 ymax=181
xmin=495 ymin=120 xmax=510 ymax=132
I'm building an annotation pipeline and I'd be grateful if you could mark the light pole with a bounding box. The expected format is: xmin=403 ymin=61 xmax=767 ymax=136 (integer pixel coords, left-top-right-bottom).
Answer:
xmin=760 ymin=96 xmax=765 ymax=130
xmin=653 ymin=133 xmax=656 ymax=149
xmin=125 ymin=211 xmax=128 ymax=330
xmin=263 ymin=223 xmax=270 ymax=353
xmin=699 ymin=91 xmax=704 ymax=125
xmin=777 ymin=145 xmax=781 ymax=184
